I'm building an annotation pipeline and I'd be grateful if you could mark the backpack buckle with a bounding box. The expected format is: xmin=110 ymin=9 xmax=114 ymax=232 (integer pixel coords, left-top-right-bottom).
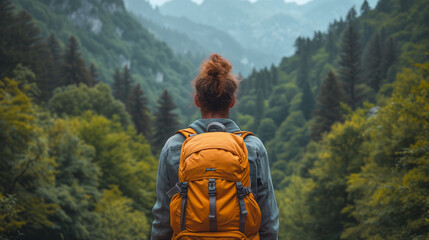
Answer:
xmin=236 ymin=182 xmax=245 ymax=199
xmin=180 ymin=182 xmax=188 ymax=198
xmin=208 ymin=179 xmax=216 ymax=196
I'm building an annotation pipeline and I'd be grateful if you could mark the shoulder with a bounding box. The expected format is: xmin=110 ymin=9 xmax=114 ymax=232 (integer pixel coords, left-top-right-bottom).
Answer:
xmin=243 ymin=134 xmax=267 ymax=155
xmin=160 ymin=133 xmax=186 ymax=156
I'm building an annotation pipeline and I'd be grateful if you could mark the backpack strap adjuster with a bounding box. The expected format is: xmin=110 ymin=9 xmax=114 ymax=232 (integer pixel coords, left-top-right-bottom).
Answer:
xmin=236 ymin=182 xmax=249 ymax=233
xmin=180 ymin=182 xmax=189 ymax=231
xmin=208 ymin=179 xmax=217 ymax=231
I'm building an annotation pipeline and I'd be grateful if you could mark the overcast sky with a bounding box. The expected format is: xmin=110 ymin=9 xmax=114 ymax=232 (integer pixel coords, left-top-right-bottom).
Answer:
xmin=147 ymin=0 xmax=313 ymax=7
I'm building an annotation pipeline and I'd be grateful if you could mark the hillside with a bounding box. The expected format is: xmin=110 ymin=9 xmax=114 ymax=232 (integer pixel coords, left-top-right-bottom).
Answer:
xmin=14 ymin=0 xmax=196 ymax=122
xmin=233 ymin=0 xmax=429 ymax=239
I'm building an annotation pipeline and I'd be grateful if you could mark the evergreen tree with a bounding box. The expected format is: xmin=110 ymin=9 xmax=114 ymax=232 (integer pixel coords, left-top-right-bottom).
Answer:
xmin=89 ymin=63 xmax=100 ymax=87
xmin=270 ymin=64 xmax=278 ymax=85
xmin=297 ymin=50 xmax=310 ymax=88
xmin=363 ymin=33 xmax=383 ymax=92
xmin=0 ymin=0 xmax=16 ymax=78
xmin=128 ymin=84 xmax=152 ymax=139
xmin=326 ymin=30 xmax=337 ymax=63
xmin=253 ymin=88 xmax=265 ymax=132
xmin=47 ymin=33 xmax=62 ymax=64
xmin=36 ymin=41 xmax=56 ymax=102
xmin=111 ymin=66 xmax=133 ymax=103
xmin=376 ymin=0 xmax=391 ymax=13
xmin=153 ymin=90 xmax=180 ymax=150
xmin=311 ymin=71 xmax=345 ymax=141
xmin=339 ymin=24 xmax=364 ymax=110
xmin=45 ymin=33 xmax=62 ymax=90
xmin=122 ymin=65 xmax=133 ymax=103
xmin=381 ymin=37 xmax=397 ymax=80
xmin=0 ymin=7 xmax=45 ymax=85
xmin=346 ymin=7 xmax=357 ymax=25
xmin=360 ymin=0 xmax=371 ymax=15
xmin=61 ymin=36 xmax=91 ymax=86
xmin=399 ymin=0 xmax=411 ymax=12
xmin=361 ymin=22 xmax=374 ymax=46
xmin=112 ymin=68 xmax=122 ymax=100
xmin=300 ymin=80 xmax=315 ymax=120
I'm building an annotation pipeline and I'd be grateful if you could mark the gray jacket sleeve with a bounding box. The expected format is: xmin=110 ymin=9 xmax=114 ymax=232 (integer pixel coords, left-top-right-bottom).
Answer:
xmin=151 ymin=149 xmax=174 ymax=240
xmin=256 ymin=148 xmax=279 ymax=240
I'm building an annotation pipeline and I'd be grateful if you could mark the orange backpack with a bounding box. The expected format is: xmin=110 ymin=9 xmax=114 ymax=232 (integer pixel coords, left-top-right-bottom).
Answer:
xmin=167 ymin=122 xmax=261 ymax=240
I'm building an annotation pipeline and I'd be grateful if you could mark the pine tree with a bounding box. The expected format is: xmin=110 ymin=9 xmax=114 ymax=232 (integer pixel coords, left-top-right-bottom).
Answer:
xmin=0 ymin=7 xmax=43 ymax=82
xmin=311 ymin=71 xmax=345 ymax=141
xmin=128 ymin=84 xmax=151 ymax=138
xmin=122 ymin=65 xmax=133 ymax=103
xmin=47 ymin=33 xmax=62 ymax=64
xmin=399 ymin=0 xmax=411 ymax=12
xmin=35 ymin=34 xmax=62 ymax=101
xmin=112 ymin=68 xmax=122 ymax=100
xmin=61 ymin=36 xmax=91 ymax=86
xmin=0 ymin=0 xmax=16 ymax=78
xmin=326 ymin=30 xmax=337 ymax=63
xmin=381 ymin=37 xmax=397 ymax=80
xmin=339 ymin=24 xmax=364 ymax=110
xmin=376 ymin=0 xmax=391 ymax=13
xmin=270 ymin=64 xmax=278 ymax=85
xmin=89 ymin=63 xmax=99 ymax=87
xmin=346 ymin=7 xmax=357 ymax=25
xmin=300 ymin=80 xmax=315 ymax=120
xmin=253 ymin=88 xmax=265 ymax=132
xmin=297 ymin=50 xmax=310 ymax=88
xmin=153 ymin=90 xmax=180 ymax=150
xmin=363 ymin=33 xmax=383 ymax=92
xmin=360 ymin=0 xmax=371 ymax=15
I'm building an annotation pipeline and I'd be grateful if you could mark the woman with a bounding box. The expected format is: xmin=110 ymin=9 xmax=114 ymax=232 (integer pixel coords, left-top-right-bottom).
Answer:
xmin=151 ymin=54 xmax=279 ymax=239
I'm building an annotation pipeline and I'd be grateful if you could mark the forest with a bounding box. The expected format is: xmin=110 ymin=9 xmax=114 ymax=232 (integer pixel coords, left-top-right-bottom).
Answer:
xmin=1 ymin=0 xmax=428 ymax=239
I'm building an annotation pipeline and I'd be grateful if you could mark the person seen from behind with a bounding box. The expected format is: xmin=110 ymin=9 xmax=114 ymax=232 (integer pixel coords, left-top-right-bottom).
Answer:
xmin=151 ymin=53 xmax=279 ymax=239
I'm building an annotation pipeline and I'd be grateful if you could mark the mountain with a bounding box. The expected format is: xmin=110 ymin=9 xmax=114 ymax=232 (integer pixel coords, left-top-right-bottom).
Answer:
xmin=123 ymin=0 xmax=275 ymax=76
xmin=14 ymin=0 xmax=196 ymax=121
xmin=160 ymin=0 xmax=379 ymax=63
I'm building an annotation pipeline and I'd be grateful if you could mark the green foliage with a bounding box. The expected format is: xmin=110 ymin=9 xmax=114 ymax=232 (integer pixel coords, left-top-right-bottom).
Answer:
xmin=49 ymin=83 xmax=131 ymax=128
xmin=128 ymin=84 xmax=152 ymax=139
xmin=153 ymin=89 xmax=180 ymax=151
xmin=311 ymin=70 xmax=345 ymax=141
xmin=257 ymin=118 xmax=276 ymax=143
xmin=342 ymin=62 xmax=429 ymax=240
xmin=277 ymin=175 xmax=315 ymax=240
xmin=14 ymin=0 xmax=196 ymax=119
xmin=96 ymin=186 xmax=149 ymax=240
xmin=307 ymin=109 xmax=368 ymax=240
xmin=70 ymin=112 xmax=157 ymax=212
xmin=1 ymin=71 xmax=157 ymax=238
xmin=0 ymin=77 xmax=58 ymax=238
xmin=61 ymin=36 xmax=91 ymax=86
xmin=338 ymin=24 xmax=365 ymax=110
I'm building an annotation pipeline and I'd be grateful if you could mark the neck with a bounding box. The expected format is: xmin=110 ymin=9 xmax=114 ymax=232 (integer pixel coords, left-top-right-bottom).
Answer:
xmin=201 ymin=111 xmax=229 ymax=119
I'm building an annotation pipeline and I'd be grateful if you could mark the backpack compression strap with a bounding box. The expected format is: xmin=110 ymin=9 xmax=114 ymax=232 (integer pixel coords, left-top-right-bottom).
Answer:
xmin=235 ymin=131 xmax=254 ymax=139
xmin=177 ymin=128 xmax=197 ymax=139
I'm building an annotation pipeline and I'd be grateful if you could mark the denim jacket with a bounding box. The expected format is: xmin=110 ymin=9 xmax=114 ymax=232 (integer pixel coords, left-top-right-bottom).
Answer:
xmin=151 ymin=119 xmax=279 ymax=240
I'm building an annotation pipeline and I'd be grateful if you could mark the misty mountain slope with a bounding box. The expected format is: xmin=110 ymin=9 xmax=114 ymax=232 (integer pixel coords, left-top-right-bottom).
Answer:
xmin=160 ymin=0 xmax=379 ymax=59
xmin=14 ymin=0 xmax=196 ymax=119
xmin=124 ymin=0 xmax=276 ymax=75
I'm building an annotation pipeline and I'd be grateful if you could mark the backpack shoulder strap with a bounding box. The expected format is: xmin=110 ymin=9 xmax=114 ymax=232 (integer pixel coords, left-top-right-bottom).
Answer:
xmin=234 ymin=131 xmax=254 ymax=139
xmin=177 ymin=128 xmax=197 ymax=139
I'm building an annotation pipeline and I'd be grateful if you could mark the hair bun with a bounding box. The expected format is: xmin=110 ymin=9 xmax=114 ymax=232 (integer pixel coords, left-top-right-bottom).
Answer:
xmin=201 ymin=53 xmax=232 ymax=96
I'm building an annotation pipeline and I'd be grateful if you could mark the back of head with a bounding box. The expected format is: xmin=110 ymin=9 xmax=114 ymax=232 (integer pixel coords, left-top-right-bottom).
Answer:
xmin=193 ymin=53 xmax=239 ymax=114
